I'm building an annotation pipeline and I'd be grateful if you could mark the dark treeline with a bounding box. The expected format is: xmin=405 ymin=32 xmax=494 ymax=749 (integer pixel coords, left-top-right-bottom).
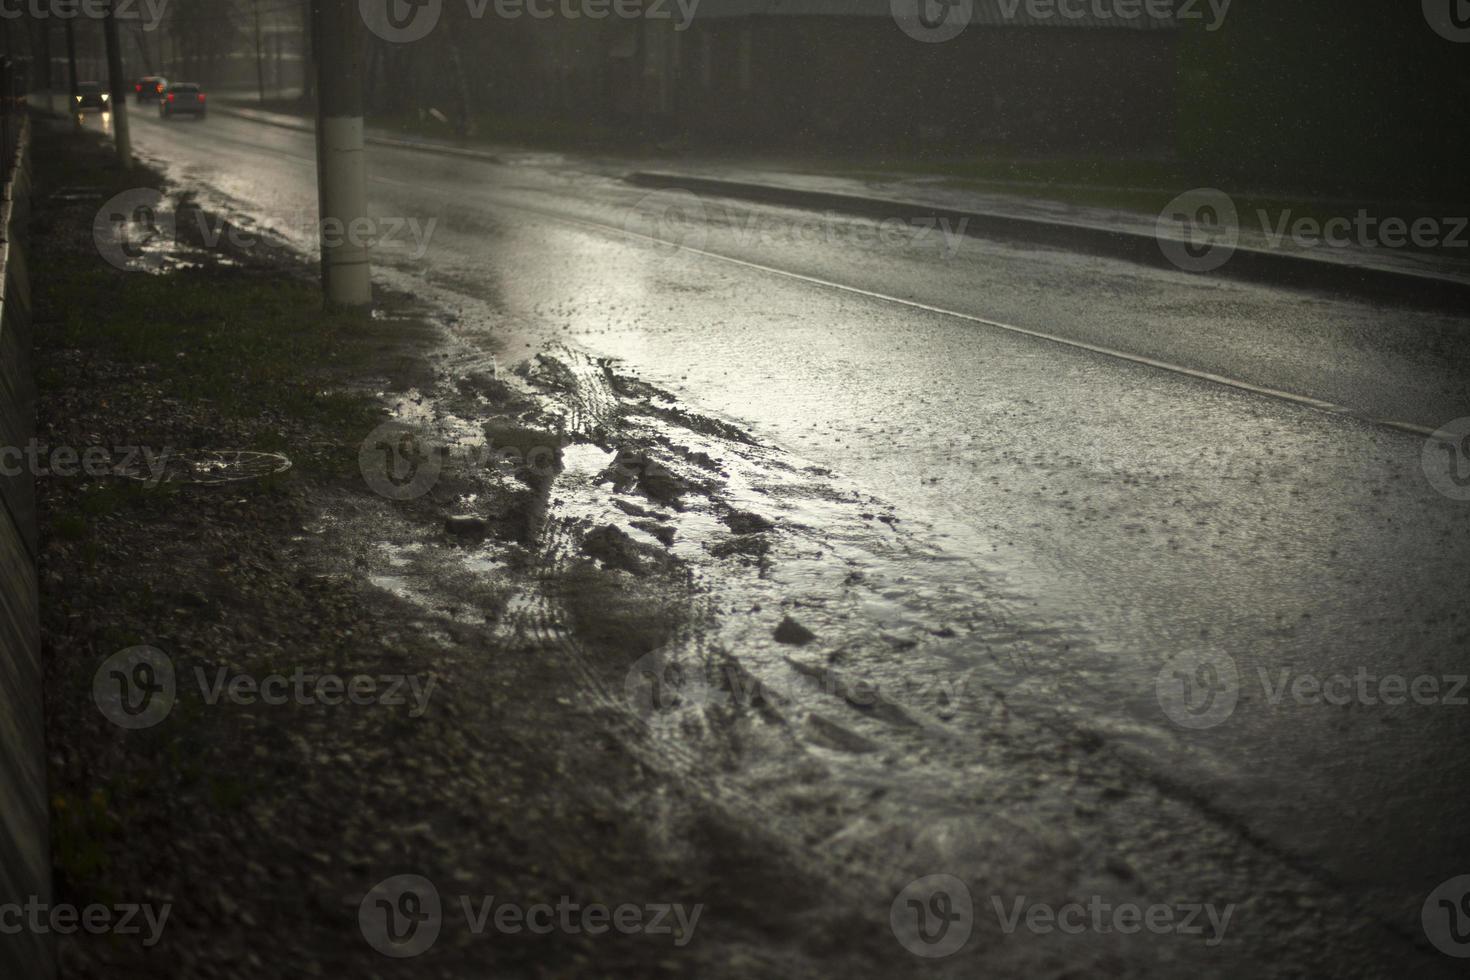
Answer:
xmin=5 ymin=0 xmax=1466 ymax=203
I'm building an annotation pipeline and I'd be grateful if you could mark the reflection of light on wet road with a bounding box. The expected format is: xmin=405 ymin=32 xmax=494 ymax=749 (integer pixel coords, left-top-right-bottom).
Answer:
xmin=72 ymin=110 xmax=114 ymax=135
xmin=33 ymin=91 xmax=129 ymax=137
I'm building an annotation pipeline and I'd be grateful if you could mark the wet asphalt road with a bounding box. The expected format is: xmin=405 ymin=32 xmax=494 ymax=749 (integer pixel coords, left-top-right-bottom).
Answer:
xmin=78 ymin=103 xmax=1470 ymax=966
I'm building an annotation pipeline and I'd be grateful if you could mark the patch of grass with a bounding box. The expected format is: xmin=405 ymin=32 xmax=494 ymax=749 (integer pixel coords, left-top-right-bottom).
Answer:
xmin=97 ymin=623 xmax=151 ymax=648
xmin=47 ymin=482 xmax=178 ymax=548
xmin=52 ymin=790 xmax=120 ymax=887
xmin=206 ymin=773 xmax=251 ymax=811
xmin=42 ymin=267 xmax=379 ymax=426
xmin=824 ymin=157 xmax=1469 ymax=254
xmin=851 ymin=154 xmax=1186 ymax=194
xmin=51 ymin=513 xmax=87 ymax=541
xmin=32 ymin=120 xmax=384 ymax=445
xmin=78 ymin=480 xmax=169 ymax=517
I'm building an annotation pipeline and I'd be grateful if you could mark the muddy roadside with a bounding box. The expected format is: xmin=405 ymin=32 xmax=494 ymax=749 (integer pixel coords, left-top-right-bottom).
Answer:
xmin=31 ymin=118 xmax=912 ymax=979
xmin=30 ymin=115 xmax=1451 ymax=980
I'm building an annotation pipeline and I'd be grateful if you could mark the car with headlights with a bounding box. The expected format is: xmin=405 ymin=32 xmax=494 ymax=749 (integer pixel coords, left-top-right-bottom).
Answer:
xmin=159 ymin=83 xmax=207 ymax=120
xmin=74 ymin=81 xmax=110 ymax=112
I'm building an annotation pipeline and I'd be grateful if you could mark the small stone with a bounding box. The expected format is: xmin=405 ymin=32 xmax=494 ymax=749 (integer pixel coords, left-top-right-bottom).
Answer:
xmin=631 ymin=519 xmax=675 ymax=547
xmin=445 ymin=515 xmax=488 ymax=538
xmin=723 ymin=510 xmax=774 ymax=535
xmin=774 ymin=616 xmax=816 ymax=646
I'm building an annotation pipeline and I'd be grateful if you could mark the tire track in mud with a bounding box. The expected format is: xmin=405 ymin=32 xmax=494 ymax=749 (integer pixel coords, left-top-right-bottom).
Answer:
xmin=342 ymin=335 xmax=1440 ymax=976
xmin=487 ymin=344 xmax=1449 ymax=976
xmin=312 ymin=312 xmax=1438 ymax=975
xmin=498 ymin=345 xmax=914 ymax=887
xmin=490 ymin=346 xmax=1094 ymax=911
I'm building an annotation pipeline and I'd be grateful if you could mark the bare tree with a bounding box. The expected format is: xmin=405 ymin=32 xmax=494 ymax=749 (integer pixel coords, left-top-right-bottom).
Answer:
xmin=129 ymin=22 xmax=156 ymax=74
xmin=160 ymin=0 xmax=240 ymax=84
xmin=299 ymin=0 xmax=314 ymax=106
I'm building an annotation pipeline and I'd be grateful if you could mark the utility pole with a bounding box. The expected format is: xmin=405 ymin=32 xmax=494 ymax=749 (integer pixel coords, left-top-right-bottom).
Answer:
xmin=253 ymin=0 xmax=266 ymax=103
xmin=130 ymin=23 xmax=156 ymax=77
xmin=103 ymin=0 xmax=132 ymax=168
xmin=312 ymin=0 xmax=371 ymax=307
xmin=38 ymin=19 xmax=53 ymax=97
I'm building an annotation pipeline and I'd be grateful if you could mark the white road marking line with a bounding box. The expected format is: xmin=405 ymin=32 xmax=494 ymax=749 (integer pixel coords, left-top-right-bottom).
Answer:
xmin=585 ymin=217 xmax=1439 ymax=440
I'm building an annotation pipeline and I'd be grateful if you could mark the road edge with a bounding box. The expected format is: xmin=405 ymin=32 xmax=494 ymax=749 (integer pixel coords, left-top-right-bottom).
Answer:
xmin=624 ymin=170 xmax=1470 ymax=312
xmin=213 ymin=104 xmax=503 ymax=164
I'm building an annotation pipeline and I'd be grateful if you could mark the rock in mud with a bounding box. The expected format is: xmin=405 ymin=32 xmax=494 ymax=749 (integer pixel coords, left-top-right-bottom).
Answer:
xmin=583 ymin=524 xmax=656 ymax=576
xmin=722 ymin=510 xmax=775 ymax=535
xmin=806 ymin=713 xmax=877 ymax=754
xmin=457 ymin=370 xmax=531 ymax=410
xmin=445 ymin=515 xmax=488 ymax=539
xmin=630 ymin=519 xmax=676 ymax=547
xmin=611 ymin=498 xmax=655 ymax=519
xmin=710 ymin=535 xmax=770 ymax=561
xmin=774 ymin=616 xmax=817 ymax=646
xmin=491 ymin=487 xmax=551 ymax=546
xmin=600 ymin=449 xmax=690 ymax=508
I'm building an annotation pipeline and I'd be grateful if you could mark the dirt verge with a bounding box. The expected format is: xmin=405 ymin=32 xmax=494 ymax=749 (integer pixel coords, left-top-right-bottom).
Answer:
xmin=33 ymin=118 xmax=899 ymax=979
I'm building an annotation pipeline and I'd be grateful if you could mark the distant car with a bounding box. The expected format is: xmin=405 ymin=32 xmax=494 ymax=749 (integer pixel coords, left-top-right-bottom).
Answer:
xmin=74 ymin=81 xmax=110 ymax=112
xmin=159 ymin=83 xmax=207 ymax=120
xmin=134 ymin=76 xmax=168 ymax=103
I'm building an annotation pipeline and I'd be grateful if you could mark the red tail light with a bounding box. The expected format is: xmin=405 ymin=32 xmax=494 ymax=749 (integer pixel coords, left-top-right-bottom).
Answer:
xmin=197 ymin=93 xmax=206 ymax=102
